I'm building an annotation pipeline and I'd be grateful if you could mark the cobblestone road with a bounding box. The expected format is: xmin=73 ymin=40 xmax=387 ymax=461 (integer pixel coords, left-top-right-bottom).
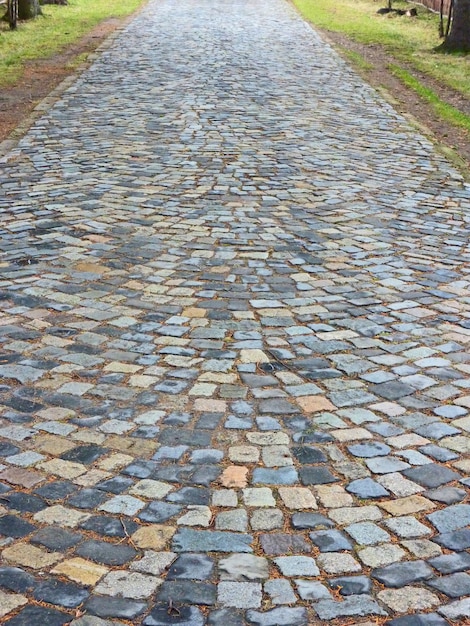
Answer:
xmin=1 ymin=0 xmax=470 ymax=624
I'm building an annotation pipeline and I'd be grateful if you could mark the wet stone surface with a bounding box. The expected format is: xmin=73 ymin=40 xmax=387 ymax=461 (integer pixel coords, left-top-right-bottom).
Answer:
xmin=0 ymin=0 xmax=470 ymax=623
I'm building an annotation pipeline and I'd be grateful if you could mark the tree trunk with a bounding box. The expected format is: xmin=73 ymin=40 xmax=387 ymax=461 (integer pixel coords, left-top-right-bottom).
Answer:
xmin=18 ymin=0 xmax=41 ymax=19
xmin=443 ymin=0 xmax=470 ymax=51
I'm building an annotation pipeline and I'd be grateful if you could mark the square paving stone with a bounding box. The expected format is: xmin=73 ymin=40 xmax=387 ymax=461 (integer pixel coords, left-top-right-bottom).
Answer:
xmin=85 ymin=597 xmax=146 ymax=620
xmin=166 ymin=553 xmax=214 ymax=580
xmin=76 ymin=540 xmax=137 ymax=565
xmin=429 ymin=552 xmax=470 ymax=574
xmin=369 ymin=381 xmax=415 ymax=400
xmin=299 ymin=467 xmax=338 ymax=485
xmin=143 ymin=605 xmax=204 ymax=626
xmin=385 ymin=516 xmax=432 ymax=538
xmin=309 ymin=530 xmax=353 ymax=552
xmin=346 ymin=478 xmax=389 ymax=499
xmin=426 ymin=504 xmax=470 ymax=533
xmin=0 ymin=567 xmax=35 ymax=593
xmin=425 ymin=487 xmax=466 ymax=504
xmin=167 ymin=487 xmax=210 ymax=505
xmin=347 ymin=442 xmax=391 ymax=458
xmin=252 ymin=468 xmax=298 ymax=485
xmin=274 ymin=556 xmax=319 ymax=576
xmin=434 ymin=528 xmax=470 ymax=550
xmin=0 ymin=515 xmax=36 ymax=538
xmin=139 ymin=502 xmax=182 ymax=523
xmin=366 ymin=457 xmax=411 ymax=474
xmin=428 ymin=572 xmax=470 ymax=598
xmin=260 ymin=533 xmax=311 ymax=555
xmin=372 ymin=560 xmax=434 ymax=587
xmin=96 ymin=476 xmax=135 ymax=494
xmin=403 ymin=464 xmax=461 ymax=488
xmin=291 ymin=513 xmax=334 ymax=530
xmin=172 ymin=529 xmax=253 ymax=553
xmin=33 ymin=579 xmax=89 ymax=608
xmin=158 ymin=581 xmax=216 ymax=605
xmin=61 ymin=445 xmax=108 ymax=464
xmin=31 ymin=527 xmax=82 ymax=551
xmin=345 ymin=522 xmax=391 ymax=545
xmin=68 ymin=488 xmax=109 ymax=509
xmin=3 ymin=492 xmax=47 ymax=513
xmin=385 ymin=614 xmax=451 ymax=626
xmin=419 ymin=445 xmax=458 ymax=462
xmin=34 ymin=480 xmax=78 ymax=500
xmin=329 ymin=575 xmax=372 ymax=595
xmin=79 ymin=516 xmax=139 ymax=538
xmin=208 ymin=609 xmax=245 ymax=626
xmin=4 ymin=605 xmax=71 ymax=626
xmin=314 ymin=594 xmax=386 ymax=619
xmin=291 ymin=446 xmax=327 ymax=463
xmin=245 ymin=607 xmax=308 ymax=626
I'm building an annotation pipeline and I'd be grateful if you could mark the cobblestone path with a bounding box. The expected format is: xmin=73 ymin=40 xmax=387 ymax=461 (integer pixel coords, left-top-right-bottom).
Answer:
xmin=1 ymin=0 xmax=470 ymax=624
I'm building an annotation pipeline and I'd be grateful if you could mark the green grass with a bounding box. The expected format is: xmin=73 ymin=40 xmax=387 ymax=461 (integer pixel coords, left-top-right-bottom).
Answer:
xmin=0 ymin=0 xmax=147 ymax=88
xmin=390 ymin=64 xmax=470 ymax=132
xmin=293 ymin=0 xmax=470 ymax=98
xmin=337 ymin=46 xmax=374 ymax=71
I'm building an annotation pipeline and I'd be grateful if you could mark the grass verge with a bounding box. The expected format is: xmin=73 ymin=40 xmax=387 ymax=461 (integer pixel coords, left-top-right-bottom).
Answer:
xmin=389 ymin=64 xmax=470 ymax=132
xmin=0 ymin=0 xmax=147 ymax=88
xmin=293 ymin=0 xmax=469 ymax=98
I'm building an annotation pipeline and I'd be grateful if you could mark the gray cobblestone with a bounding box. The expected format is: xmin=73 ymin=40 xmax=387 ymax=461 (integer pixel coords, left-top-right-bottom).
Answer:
xmin=1 ymin=0 xmax=470 ymax=621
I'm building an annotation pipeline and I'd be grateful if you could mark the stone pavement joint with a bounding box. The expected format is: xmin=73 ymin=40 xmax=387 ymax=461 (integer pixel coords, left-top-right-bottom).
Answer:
xmin=0 ymin=0 xmax=470 ymax=624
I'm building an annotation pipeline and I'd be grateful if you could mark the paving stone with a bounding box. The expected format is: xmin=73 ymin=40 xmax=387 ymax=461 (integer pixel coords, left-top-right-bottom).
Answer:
xmin=384 ymin=516 xmax=432 ymax=538
xmin=85 ymin=597 xmax=147 ymax=620
xmin=245 ymin=607 xmax=308 ymax=626
xmin=264 ymin=579 xmax=296 ymax=604
xmin=298 ymin=466 xmax=338 ymax=485
xmin=0 ymin=590 xmax=27 ymax=618
xmin=403 ymin=464 xmax=461 ymax=488
xmin=357 ymin=544 xmax=406 ymax=568
xmin=428 ymin=572 xmax=470 ymax=597
xmin=274 ymin=556 xmax=319 ymax=576
xmin=385 ymin=614 xmax=451 ymax=626
xmin=434 ymin=528 xmax=470 ymax=550
xmin=345 ymin=522 xmax=391 ymax=545
xmin=250 ymin=508 xmax=284 ymax=530
xmin=76 ymin=540 xmax=137 ymax=566
xmin=158 ymin=580 xmax=216 ymax=605
xmin=426 ymin=504 xmax=470 ymax=533
xmin=0 ymin=567 xmax=35 ymax=593
xmin=3 ymin=605 xmax=71 ymax=626
xmin=347 ymin=442 xmax=391 ymax=458
xmin=425 ymin=486 xmax=467 ymax=504
xmin=291 ymin=512 xmax=334 ymax=530
xmin=218 ymin=581 xmax=262 ymax=608
xmin=143 ymin=605 xmax=205 ymax=626
xmin=316 ymin=552 xmax=361 ymax=574
xmin=372 ymin=560 xmax=434 ymax=587
xmin=295 ymin=579 xmax=330 ymax=600
xmin=366 ymin=457 xmax=411 ymax=474
xmin=429 ymin=552 xmax=470 ymax=574
xmin=378 ymin=586 xmax=440 ymax=612
xmin=130 ymin=551 xmax=176 ymax=576
xmin=173 ymin=529 xmax=253 ymax=553
xmin=314 ymin=595 xmax=387 ymax=619
xmin=33 ymin=579 xmax=89 ymax=608
xmin=346 ymin=478 xmax=389 ymax=498
xmin=166 ymin=553 xmax=214 ymax=580
xmin=259 ymin=533 xmax=311 ymax=555
xmin=95 ymin=571 xmax=162 ymax=598
xmin=438 ymin=597 xmax=470 ymax=620
xmin=329 ymin=575 xmax=371 ymax=596
xmin=309 ymin=529 xmax=352 ymax=552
